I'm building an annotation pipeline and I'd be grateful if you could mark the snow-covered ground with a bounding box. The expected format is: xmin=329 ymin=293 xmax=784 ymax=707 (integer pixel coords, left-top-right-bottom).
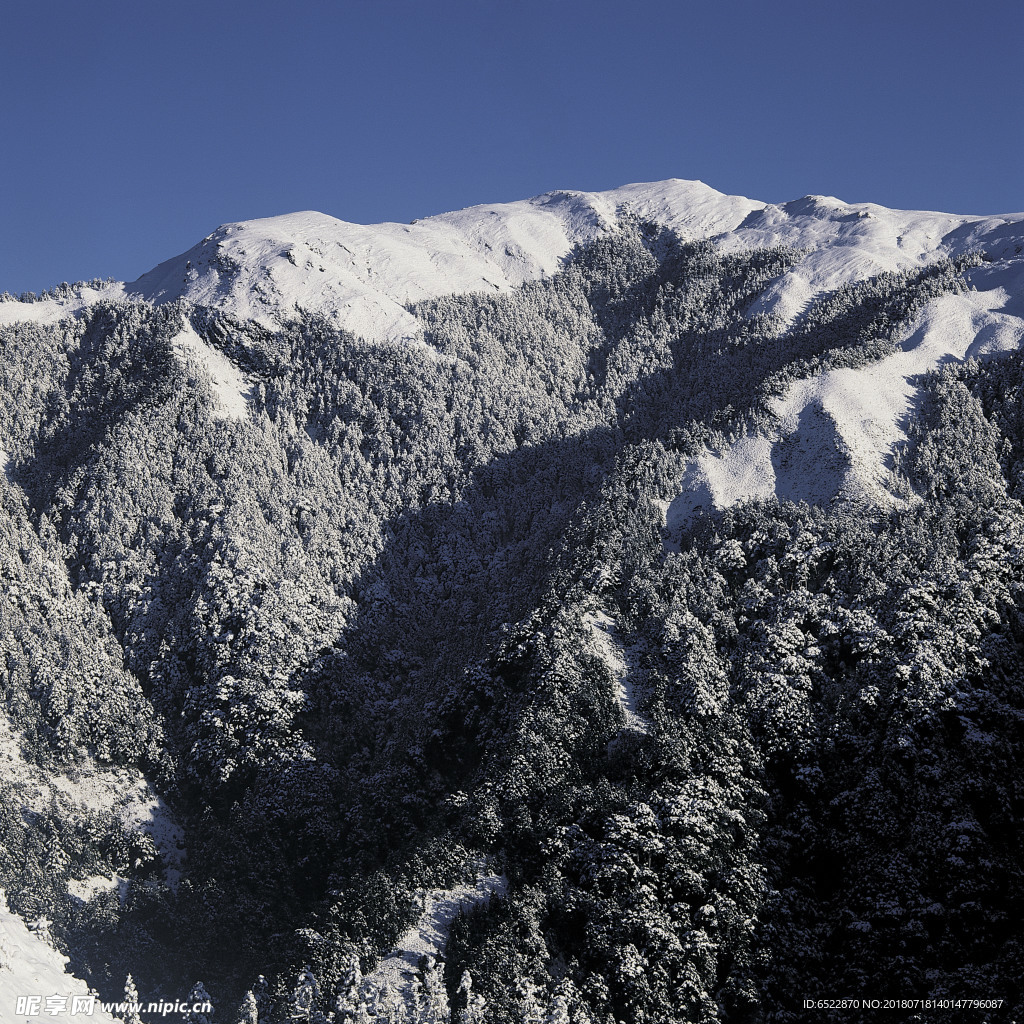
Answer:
xmin=128 ymin=180 xmax=761 ymax=341
xmin=5 ymin=179 xmax=1021 ymax=361
xmin=366 ymin=872 xmax=506 ymax=995
xmin=0 ymin=282 xmax=125 ymax=328
xmin=584 ymin=609 xmax=649 ymax=734
xmin=0 ymin=899 xmax=119 ymax=1024
xmin=663 ymin=253 xmax=1024 ymax=534
xmin=171 ymin=322 xmax=251 ymax=421
xmin=125 ymin=180 xmax=1023 ymax=345
xmin=0 ymin=717 xmax=186 ymax=894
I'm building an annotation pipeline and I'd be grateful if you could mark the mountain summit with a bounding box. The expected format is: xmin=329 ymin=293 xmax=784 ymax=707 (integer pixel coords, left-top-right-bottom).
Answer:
xmin=126 ymin=179 xmax=1024 ymax=343
xmin=2 ymin=179 xmax=1024 ymax=1021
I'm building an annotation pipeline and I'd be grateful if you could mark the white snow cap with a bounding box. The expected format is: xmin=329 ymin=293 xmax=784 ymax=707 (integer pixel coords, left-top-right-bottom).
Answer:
xmin=127 ymin=179 xmax=1022 ymax=343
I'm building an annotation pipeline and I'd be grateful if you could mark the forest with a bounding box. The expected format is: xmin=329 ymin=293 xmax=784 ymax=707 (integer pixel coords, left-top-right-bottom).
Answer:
xmin=0 ymin=217 xmax=1019 ymax=1022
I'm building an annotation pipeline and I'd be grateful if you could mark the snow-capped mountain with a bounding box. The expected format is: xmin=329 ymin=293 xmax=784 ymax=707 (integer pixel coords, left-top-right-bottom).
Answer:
xmin=127 ymin=180 xmax=755 ymax=342
xmin=132 ymin=179 xmax=1024 ymax=520
xmin=126 ymin=179 xmax=1023 ymax=345
xmin=4 ymin=179 xmax=1024 ymax=1020
xmin=129 ymin=181 xmax=1023 ymax=521
xmin=6 ymin=179 xmax=1024 ymax=521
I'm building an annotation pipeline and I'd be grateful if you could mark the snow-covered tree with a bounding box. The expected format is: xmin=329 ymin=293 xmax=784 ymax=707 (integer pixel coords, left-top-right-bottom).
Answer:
xmin=121 ymin=975 xmax=142 ymax=1024
xmin=183 ymin=983 xmax=213 ymax=1024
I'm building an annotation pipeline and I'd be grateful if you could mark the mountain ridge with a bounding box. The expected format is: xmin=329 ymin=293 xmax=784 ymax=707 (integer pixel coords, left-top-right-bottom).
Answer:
xmin=127 ymin=179 xmax=1022 ymax=344
xmin=4 ymin=178 xmax=1022 ymax=521
xmin=4 ymin=179 xmax=1022 ymax=344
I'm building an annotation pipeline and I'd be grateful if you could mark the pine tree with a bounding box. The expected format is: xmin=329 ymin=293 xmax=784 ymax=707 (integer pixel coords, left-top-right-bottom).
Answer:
xmin=252 ymin=976 xmax=273 ymax=1022
xmin=287 ymin=968 xmax=322 ymax=1022
xmin=234 ymin=990 xmax=259 ymax=1024
xmin=183 ymin=982 xmax=214 ymax=1024
xmin=370 ymin=977 xmax=404 ymax=1024
xmin=332 ymin=954 xmax=362 ymax=1020
xmin=410 ymin=972 xmax=425 ymax=1024
xmin=456 ymin=971 xmax=486 ymax=1024
xmin=515 ymin=979 xmax=544 ymax=1024
xmin=543 ymin=984 xmax=571 ymax=1024
xmin=421 ymin=956 xmax=449 ymax=1023
xmin=122 ymin=975 xmax=142 ymax=1024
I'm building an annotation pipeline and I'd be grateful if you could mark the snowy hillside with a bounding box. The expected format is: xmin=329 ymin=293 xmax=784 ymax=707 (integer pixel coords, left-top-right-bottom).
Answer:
xmin=4 ymin=178 xmax=1024 ymax=1021
xmin=664 ymin=251 xmax=1024 ymax=532
xmin=123 ymin=180 xmax=1022 ymax=345
xmin=125 ymin=180 xmax=1024 ymax=519
xmin=4 ymin=177 xmax=1022 ymax=532
xmin=0 ymin=903 xmax=119 ymax=1024
xmin=127 ymin=180 xmax=760 ymax=341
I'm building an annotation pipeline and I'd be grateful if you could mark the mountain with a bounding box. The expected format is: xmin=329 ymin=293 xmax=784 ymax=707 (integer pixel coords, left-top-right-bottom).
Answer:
xmin=9 ymin=179 xmax=1024 ymax=522
xmin=126 ymin=179 xmax=1021 ymax=344
xmin=1 ymin=180 xmax=1024 ymax=1022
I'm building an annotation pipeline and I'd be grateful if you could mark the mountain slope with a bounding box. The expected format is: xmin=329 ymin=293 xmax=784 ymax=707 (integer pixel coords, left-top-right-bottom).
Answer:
xmin=2 ymin=180 xmax=1024 ymax=1021
xmin=126 ymin=180 xmax=760 ymax=341
xmin=125 ymin=181 xmax=1024 ymax=519
xmin=120 ymin=180 xmax=1021 ymax=342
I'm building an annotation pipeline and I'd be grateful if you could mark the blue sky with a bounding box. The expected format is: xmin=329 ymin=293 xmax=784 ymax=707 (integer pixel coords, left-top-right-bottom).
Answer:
xmin=2 ymin=0 xmax=1021 ymax=293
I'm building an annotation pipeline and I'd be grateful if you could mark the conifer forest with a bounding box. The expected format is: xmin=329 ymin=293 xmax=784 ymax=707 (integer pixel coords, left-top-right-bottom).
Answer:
xmin=1 ymin=214 xmax=1022 ymax=1023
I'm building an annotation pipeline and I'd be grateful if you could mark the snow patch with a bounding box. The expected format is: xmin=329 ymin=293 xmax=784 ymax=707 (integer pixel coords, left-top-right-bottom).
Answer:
xmin=171 ymin=322 xmax=250 ymax=420
xmin=664 ymin=263 xmax=1024 ymax=536
xmin=0 ymin=718 xmax=185 ymax=891
xmin=367 ymin=872 xmax=506 ymax=994
xmin=67 ymin=874 xmax=122 ymax=904
xmin=127 ymin=180 xmax=1022 ymax=346
xmin=584 ymin=610 xmax=649 ymax=734
xmin=0 ymin=283 xmax=125 ymax=327
xmin=0 ymin=897 xmax=119 ymax=1023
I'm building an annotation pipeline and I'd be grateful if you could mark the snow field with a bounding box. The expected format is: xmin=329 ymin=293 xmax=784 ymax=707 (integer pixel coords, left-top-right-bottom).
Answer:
xmin=664 ymin=256 xmax=1024 ymax=534
xmin=365 ymin=871 xmax=506 ymax=997
xmin=171 ymin=321 xmax=251 ymax=421
xmin=0 ymin=899 xmax=119 ymax=1024
xmin=583 ymin=609 xmax=649 ymax=734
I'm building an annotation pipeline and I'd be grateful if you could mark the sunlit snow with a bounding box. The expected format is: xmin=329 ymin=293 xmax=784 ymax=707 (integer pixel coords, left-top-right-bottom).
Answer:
xmin=664 ymin=254 xmax=1024 ymax=536
xmin=171 ymin=322 xmax=251 ymax=420
xmin=366 ymin=871 xmax=506 ymax=996
xmin=584 ymin=609 xmax=649 ymax=734
xmin=0 ymin=282 xmax=125 ymax=327
xmin=0 ymin=902 xmax=119 ymax=1024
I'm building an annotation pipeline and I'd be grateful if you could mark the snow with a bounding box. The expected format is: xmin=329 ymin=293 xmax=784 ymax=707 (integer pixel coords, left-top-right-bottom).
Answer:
xmin=1 ymin=177 xmax=1018 ymax=1009
xmin=0 ymin=898 xmax=119 ymax=1024
xmin=7 ymin=180 xmax=1021 ymax=358
xmin=126 ymin=181 xmax=1023 ymax=347
xmin=366 ymin=872 xmax=506 ymax=994
xmin=67 ymin=875 xmax=122 ymax=904
xmin=171 ymin=322 xmax=251 ymax=420
xmin=721 ymin=198 xmax=1024 ymax=332
xmin=584 ymin=609 xmax=649 ymax=734
xmin=128 ymin=180 xmax=762 ymax=341
xmin=664 ymin=255 xmax=1024 ymax=535
xmin=0 ymin=717 xmax=185 ymax=892
xmin=0 ymin=283 xmax=125 ymax=327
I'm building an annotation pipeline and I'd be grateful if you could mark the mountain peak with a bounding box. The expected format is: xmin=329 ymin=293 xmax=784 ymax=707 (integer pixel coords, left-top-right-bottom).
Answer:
xmin=126 ymin=180 xmax=763 ymax=341
xmin=123 ymin=179 xmax=1021 ymax=344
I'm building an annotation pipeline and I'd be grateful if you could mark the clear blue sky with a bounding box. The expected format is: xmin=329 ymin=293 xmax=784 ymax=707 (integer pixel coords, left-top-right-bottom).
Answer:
xmin=2 ymin=0 xmax=1021 ymax=293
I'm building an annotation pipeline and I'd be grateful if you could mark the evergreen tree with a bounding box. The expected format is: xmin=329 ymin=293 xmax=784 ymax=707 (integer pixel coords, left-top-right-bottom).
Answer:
xmin=122 ymin=975 xmax=142 ymax=1024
